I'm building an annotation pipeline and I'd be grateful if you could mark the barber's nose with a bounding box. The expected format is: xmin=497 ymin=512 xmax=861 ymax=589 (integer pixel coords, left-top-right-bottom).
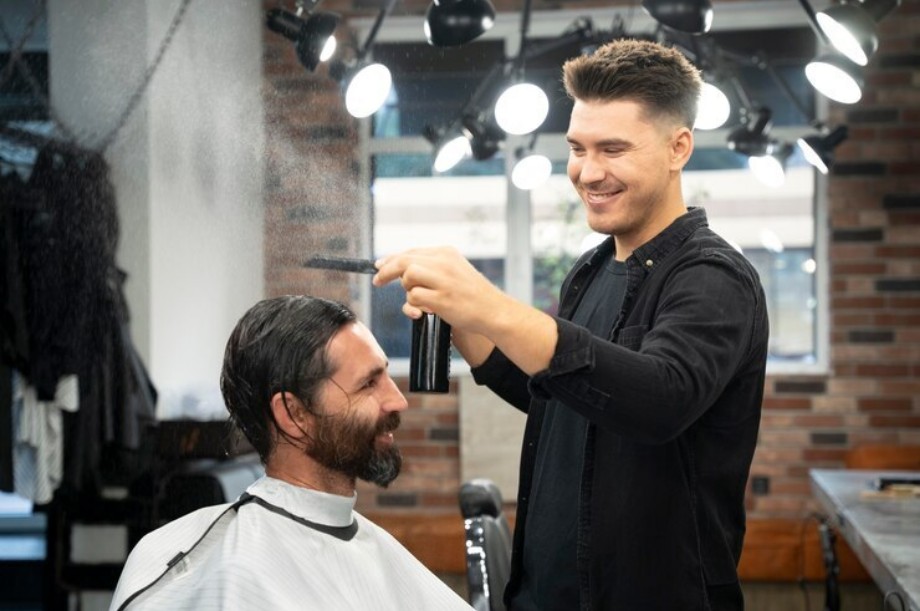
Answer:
xmin=578 ymin=153 xmax=606 ymax=185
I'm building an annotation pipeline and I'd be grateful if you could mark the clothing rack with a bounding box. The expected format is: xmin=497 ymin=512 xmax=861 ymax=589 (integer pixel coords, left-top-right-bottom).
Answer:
xmin=0 ymin=133 xmax=163 ymax=606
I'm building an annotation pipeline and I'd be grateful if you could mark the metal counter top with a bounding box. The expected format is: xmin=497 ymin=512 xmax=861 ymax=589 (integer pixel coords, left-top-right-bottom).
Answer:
xmin=810 ymin=469 xmax=920 ymax=611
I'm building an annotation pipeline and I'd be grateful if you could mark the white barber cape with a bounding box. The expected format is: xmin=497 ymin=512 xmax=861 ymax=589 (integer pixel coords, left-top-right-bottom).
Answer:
xmin=109 ymin=476 xmax=473 ymax=610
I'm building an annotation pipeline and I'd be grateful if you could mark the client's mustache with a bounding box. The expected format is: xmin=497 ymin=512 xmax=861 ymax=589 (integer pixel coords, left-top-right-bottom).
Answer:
xmin=375 ymin=412 xmax=401 ymax=436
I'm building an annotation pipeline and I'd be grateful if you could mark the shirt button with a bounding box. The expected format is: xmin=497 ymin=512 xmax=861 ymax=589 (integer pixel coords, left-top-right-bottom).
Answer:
xmin=645 ymin=259 xmax=654 ymax=268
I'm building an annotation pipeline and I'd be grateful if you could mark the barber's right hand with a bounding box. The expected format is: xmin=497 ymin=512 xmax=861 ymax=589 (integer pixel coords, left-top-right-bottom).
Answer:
xmin=375 ymin=247 xmax=558 ymax=375
xmin=373 ymin=246 xmax=506 ymax=334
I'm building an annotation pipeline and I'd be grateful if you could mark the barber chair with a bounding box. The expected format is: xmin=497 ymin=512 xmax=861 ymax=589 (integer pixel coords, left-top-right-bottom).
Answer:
xmin=159 ymin=453 xmax=264 ymax=521
xmin=459 ymin=479 xmax=513 ymax=611
xmin=816 ymin=516 xmax=840 ymax=611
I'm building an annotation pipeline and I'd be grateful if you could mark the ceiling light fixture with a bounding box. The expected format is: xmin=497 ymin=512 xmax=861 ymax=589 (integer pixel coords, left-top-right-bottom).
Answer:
xmin=434 ymin=135 xmax=472 ymax=173
xmin=641 ymin=0 xmax=714 ymax=34
xmin=494 ymin=83 xmax=549 ymax=135
xmin=424 ymin=125 xmax=472 ymax=173
xmin=797 ymin=125 xmax=849 ymax=174
xmin=749 ymin=142 xmax=792 ymax=188
xmin=493 ymin=0 xmax=549 ymax=136
xmin=816 ymin=0 xmax=901 ymax=66
xmin=695 ymin=81 xmax=731 ymax=130
xmin=424 ymin=0 xmax=496 ymax=47
xmin=727 ymin=107 xmax=772 ymax=157
xmin=805 ymin=53 xmax=864 ymax=104
xmin=423 ymin=17 xmax=598 ymax=169
xmin=726 ymin=107 xmax=792 ymax=188
xmin=327 ymin=0 xmax=398 ymax=119
xmin=512 ymin=148 xmax=552 ymax=190
xmin=343 ymin=63 xmax=393 ymax=118
xmin=266 ymin=7 xmax=340 ymax=72
xmin=461 ymin=113 xmax=505 ymax=160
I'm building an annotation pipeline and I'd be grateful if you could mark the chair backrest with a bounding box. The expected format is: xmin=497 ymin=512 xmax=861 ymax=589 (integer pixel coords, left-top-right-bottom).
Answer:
xmin=844 ymin=444 xmax=920 ymax=470
xmin=459 ymin=479 xmax=512 ymax=611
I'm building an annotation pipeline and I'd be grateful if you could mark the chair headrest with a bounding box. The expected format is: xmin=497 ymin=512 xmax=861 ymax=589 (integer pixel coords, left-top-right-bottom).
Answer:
xmin=459 ymin=478 xmax=504 ymax=519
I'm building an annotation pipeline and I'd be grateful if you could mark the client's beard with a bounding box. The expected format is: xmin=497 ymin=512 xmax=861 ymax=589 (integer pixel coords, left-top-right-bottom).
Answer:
xmin=307 ymin=411 xmax=402 ymax=488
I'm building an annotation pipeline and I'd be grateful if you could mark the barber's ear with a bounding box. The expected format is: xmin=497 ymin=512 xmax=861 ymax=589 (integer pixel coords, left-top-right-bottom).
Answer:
xmin=270 ymin=392 xmax=311 ymax=440
xmin=670 ymin=126 xmax=694 ymax=171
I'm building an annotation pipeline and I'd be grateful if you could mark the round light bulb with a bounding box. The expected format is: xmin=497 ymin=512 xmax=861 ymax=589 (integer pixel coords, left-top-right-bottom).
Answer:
xmin=434 ymin=136 xmax=471 ymax=173
xmin=816 ymin=11 xmax=869 ymax=66
xmin=511 ymin=154 xmax=552 ymax=190
xmin=805 ymin=58 xmax=862 ymax=104
xmin=759 ymin=228 xmax=785 ymax=254
xmin=748 ymin=155 xmax=786 ymax=188
xmin=320 ymin=36 xmax=337 ymax=63
xmin=345 ymin=63 xmax=392 ymax=118
xmin=796 ymin=137 xmax=829 ymax=175
xmin=695 ymin=82 xmax=731 ymax=130
xmin=494 ymin=83 xmax=549 ymax=135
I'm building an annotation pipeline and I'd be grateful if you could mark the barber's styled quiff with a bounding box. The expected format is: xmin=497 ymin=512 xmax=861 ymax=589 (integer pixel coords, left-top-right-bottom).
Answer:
xmin=220 ymin=295 xmax=356 ymax=463
xmin=563 ymin=38 xmax=703 ymax=129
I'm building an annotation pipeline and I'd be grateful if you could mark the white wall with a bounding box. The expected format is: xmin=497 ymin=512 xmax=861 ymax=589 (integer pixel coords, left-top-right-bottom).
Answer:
xmin=48 ymin=0 xmax=265 ymax=418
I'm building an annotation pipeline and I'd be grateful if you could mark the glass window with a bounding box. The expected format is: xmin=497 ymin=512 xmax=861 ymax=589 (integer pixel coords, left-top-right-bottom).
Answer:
xmin=367 ymin=17 xmax=825 ymax=370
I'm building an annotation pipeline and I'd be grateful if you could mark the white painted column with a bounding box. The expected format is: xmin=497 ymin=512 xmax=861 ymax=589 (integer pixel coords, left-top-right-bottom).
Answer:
xmin=47 ymin=0 xmax=265 ymax=417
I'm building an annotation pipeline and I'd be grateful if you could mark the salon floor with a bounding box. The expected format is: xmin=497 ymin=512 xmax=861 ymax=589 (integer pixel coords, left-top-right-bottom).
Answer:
xmin=743 ymin=582 xmax=883 ymax=611
xmin=436 ymin=574 xmax=884 ymax=611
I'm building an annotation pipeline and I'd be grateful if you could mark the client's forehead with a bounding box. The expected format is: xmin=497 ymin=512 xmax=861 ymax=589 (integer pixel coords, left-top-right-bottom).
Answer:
xmin=325 ymin=321 xmax=388 ymax=382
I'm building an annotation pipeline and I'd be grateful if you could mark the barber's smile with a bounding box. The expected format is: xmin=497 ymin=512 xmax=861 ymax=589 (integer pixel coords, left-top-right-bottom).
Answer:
xmin=584 ymin=188 xmax=625 ymax=207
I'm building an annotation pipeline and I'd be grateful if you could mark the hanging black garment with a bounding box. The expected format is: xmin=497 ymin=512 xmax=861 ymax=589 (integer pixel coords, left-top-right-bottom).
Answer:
xmin=15 ymin=142 xmax=156 ymax=496
xmin=1 ymin=171 xmax=34 ymax=375
xmin=1 ymin=170 xmax=38 ymax=491
xmin=20 ymin=143 xmax=119 ymax=399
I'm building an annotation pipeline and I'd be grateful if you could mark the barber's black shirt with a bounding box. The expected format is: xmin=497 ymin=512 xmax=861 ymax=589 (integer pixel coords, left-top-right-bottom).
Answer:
xmin=509 ymin=257 xmax=627 ymax=611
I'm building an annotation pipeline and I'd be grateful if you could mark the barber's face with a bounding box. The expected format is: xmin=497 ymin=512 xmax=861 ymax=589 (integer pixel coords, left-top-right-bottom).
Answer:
xmin=567 ymin=98 xmax=679 ymax=245
xmin=309 ymin=322 xmax=408 ymax=487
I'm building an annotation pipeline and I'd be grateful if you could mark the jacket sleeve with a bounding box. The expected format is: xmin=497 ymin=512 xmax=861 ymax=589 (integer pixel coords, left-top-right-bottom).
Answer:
xmin=529 ymin=250 xmax=764 ymax=444
xmin=470 ymin=347 xmax=534 ymax=413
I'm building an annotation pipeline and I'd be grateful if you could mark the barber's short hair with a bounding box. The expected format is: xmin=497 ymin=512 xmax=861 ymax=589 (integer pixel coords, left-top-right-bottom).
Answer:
xmin=563 ymin=38 xmax=702 ymax=129
xmin=220 ymin=295 xmax=356 ymax=462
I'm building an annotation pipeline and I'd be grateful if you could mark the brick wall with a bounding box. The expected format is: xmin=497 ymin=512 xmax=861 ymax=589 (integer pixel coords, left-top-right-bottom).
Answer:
xmin=262 ymin=0 xmax=920 ymax=519
xmin=263 ymin=6 xmax=363 ymax=303
xmin=748 ymin=0 xmax=920 ymax=519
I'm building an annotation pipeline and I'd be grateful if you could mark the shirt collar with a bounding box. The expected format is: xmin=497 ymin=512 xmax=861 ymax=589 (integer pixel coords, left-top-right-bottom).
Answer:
xmin=632 ymin=207 xmax=707 ymax=267
xmin=584 ymin=207 xmax=708 ymax=267
xmin=245 ymin=475 xmax=357 ymax=528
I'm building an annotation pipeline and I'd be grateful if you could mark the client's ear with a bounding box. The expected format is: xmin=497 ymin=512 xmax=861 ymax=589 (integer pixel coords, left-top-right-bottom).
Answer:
xmin=270 ymin=392 xmax=311 ymax=440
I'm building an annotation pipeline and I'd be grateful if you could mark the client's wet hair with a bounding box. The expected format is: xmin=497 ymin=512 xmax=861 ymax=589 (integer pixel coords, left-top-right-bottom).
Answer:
xmin=220 ymin=295 xmax=356 ymax=462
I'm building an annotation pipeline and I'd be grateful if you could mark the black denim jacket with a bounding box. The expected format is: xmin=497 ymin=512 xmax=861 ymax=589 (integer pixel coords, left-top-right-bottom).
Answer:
xmin=472 ymin=208 xmax=769 ymax=611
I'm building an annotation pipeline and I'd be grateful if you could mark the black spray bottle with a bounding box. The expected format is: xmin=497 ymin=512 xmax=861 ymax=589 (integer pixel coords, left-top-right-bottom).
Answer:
xmin=409 ymin=313 xmax=451 ymax=393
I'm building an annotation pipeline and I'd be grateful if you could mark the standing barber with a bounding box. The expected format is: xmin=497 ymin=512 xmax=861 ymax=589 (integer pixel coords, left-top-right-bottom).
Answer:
xmin=374 ymin=39 xmax=769 ymax=610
